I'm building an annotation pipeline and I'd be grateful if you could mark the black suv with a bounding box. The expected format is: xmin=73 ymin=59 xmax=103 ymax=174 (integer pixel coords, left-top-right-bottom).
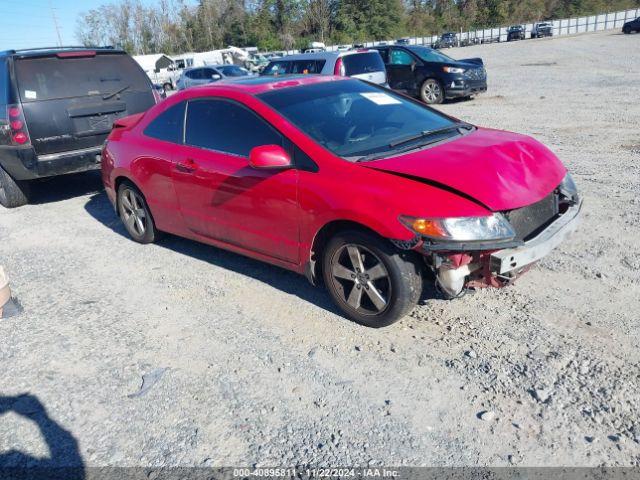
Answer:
xmin=0 ymin=47 xmax=158 ymax=208
xmin=507 ymin=25 xmax=526 ymax=41
xmin=623 ymin=17 xmax=640 ymax=34
xmin=372 ymin=45 xmax=487 ymax=104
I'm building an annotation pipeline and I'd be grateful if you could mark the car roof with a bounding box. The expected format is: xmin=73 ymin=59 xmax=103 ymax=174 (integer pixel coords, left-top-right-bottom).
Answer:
xmin=187 ymin=74 xmax=348 ymax=95
xmin=269 ymin=50 xmax=377 ymax=62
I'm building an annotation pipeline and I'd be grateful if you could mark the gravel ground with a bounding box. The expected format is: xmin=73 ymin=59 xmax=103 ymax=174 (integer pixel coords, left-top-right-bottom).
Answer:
xmin=1 ymin=30 xmax=639 ymax=469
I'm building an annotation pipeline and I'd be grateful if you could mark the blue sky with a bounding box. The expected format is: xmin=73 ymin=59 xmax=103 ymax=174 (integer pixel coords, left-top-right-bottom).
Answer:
xmin=0 ymin=0 xmax=189 ymax=50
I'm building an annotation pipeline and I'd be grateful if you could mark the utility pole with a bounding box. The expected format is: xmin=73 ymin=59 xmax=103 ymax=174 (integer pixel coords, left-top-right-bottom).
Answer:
xmin=49 ymin=0 xmax=63 ymax=47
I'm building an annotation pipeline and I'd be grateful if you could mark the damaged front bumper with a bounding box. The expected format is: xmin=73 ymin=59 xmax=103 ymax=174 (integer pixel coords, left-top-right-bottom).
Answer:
xmin=413 ymin=199 xmax=582 ymax=297
xmin=490 ymin=199 xmax=582 ymax=274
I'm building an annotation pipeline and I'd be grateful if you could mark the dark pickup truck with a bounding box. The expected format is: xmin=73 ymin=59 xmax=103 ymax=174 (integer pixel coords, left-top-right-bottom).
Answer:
xmin=531 ymin=22 xmax=554 ymax=38
xmin=0 ymin=46 xmax=159 ymax=208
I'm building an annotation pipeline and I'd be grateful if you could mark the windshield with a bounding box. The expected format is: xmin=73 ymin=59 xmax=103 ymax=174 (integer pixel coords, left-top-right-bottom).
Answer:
xmin=406 ymin=46 xmax=455 ymax=63
xmin=219 ymin=65 xmax=249 ymax=77
xmin=258 ymin=79 xmax=458 ymax=159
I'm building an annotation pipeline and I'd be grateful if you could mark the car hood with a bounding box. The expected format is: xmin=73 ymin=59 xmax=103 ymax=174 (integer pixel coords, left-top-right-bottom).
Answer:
xmin=363 ymin=127 xmax=567 ymax=212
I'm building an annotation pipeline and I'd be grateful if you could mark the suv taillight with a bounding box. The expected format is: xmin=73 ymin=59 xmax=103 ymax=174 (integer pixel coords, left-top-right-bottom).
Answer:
xmin=5 ymin=105 xmax=31 ymax=146
xmin=334 ymin=57 xmax=346 ymax=76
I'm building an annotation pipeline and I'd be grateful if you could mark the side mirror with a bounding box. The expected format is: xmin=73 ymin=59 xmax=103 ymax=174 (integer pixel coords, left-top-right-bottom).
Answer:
xmin=212 ymin=74 xmax=222 ymax=80
xmin=249 ymin=145 xmax=292 ymax=170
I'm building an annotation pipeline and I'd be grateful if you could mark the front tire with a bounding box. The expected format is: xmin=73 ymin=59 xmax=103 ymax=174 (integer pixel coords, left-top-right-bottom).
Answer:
xmin=420 ymin=79 xmax=444 ymax=105
xmin=0 ymin=165 xmax=30 ymax=208
xmin=322 ymin=230 xmax=423 ymax=328
xmin=163 ymin=82 xmax=173 ymax=93
xmin=117 ymin=181 xmax=160 ymax=244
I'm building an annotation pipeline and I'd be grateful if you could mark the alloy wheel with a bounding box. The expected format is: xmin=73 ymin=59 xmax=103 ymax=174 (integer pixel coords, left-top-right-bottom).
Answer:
xmin=329 ymin=243 xmax=392 ymax=316
xmin=422 ymin=81 xmax=442 ymax=104
xmin=120 ymin=188 xmax=147 ymax=237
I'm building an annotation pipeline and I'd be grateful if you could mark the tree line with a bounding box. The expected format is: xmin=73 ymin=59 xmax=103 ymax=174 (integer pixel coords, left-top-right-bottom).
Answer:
xmin=76 ymin=0 xmax=640 ymax=54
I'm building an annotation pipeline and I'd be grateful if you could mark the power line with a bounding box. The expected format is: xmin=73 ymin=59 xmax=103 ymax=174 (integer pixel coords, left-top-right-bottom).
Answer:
xmin=49 ymin=0 xmax=63 ymax=47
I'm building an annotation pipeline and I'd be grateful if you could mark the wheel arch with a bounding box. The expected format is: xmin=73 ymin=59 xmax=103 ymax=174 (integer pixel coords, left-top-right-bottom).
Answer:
xmin=113 ymin=175 xmax=146 ymax=215
xmin=306 ymin=219 xmax=398 ymax=286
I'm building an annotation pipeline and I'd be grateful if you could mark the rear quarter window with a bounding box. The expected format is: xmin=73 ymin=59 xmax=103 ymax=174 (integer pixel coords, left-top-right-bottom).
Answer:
xmin=291 ymin=60 xmax=326 ymax=74
xmin=144 ymin=102 xmax=186 ymax=144
xmin=14 ymin=53 xmax=150 ymax=102
xmin=342 ymin=53 xmax=386 ymax=76
xmin=263 ymin=61 xmax=289 ymax=76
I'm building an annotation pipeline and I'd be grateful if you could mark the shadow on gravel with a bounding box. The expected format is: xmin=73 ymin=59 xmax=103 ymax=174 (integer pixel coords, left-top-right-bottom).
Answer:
xmin=84 ymin=191 xmax=342 ymax=316
xmin=29 ymin=171 xmax=103 ymax=205
xmin=0 ymin=394 xmax=84 ymax=479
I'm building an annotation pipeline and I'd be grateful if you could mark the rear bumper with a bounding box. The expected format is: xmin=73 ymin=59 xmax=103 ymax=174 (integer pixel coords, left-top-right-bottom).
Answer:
xmin=0 ymin=145 xmax=102 ymax=180
xmin=490 ymin=200 xmax=582 ymax=274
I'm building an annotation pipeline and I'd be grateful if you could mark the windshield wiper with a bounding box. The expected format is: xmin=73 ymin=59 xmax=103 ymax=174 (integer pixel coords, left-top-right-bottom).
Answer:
xmin=389 ymin=123 xmax=473 ymax=148
xmin=102 ymin=84 xmax=130 ymax=100
xmin=355 ymin=123 xmax=474 ymax=163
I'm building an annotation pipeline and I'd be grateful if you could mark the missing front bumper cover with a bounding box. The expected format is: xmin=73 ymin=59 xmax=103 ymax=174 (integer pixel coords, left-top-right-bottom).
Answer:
xmin=490 ymin=199 xmax=582 ymax=274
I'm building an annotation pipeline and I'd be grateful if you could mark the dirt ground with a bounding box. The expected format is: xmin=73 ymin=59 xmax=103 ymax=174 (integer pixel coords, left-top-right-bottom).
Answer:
xmin=1 ymin=30 xmax=639 ymax=469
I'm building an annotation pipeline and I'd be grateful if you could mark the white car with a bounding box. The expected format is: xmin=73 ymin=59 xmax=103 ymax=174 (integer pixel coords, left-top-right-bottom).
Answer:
xmin=261 ymin=50 xmax=388 ymax=86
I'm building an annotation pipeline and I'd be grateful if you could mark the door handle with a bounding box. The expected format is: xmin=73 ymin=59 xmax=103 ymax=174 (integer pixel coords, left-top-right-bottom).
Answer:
xmin=176 ymin=158 xmax=198 ymax=173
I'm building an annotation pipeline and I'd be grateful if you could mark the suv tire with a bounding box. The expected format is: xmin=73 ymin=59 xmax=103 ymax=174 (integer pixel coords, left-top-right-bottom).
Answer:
xmin=117 ymin=180 xmax=161 ymax=244
xmin=0 ymin=166 xmax=30 ymax=208
xmin=322 ymin=229 xmax=423 ymax=328
xmin=420 ymin=79 xmax=445 ymax=104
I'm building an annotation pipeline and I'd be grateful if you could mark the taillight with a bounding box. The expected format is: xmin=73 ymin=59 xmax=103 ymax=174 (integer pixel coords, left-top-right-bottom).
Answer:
xmin=334 ymin=57 xmax=346 ymax=76
xmin=3 ymin=105 xmax=31 ymax=146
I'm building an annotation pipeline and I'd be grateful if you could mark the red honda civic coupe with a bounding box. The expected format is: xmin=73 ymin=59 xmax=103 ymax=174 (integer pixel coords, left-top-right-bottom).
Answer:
xmin=102 ymin=75 xmax=581 ymax=328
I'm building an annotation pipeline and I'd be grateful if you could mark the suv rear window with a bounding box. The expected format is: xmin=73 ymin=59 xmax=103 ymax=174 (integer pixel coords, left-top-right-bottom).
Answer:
xmin=342 ymin=53 xmax=385 ymax=76
xmin=14 ymin=53 xmax=150 ymax=103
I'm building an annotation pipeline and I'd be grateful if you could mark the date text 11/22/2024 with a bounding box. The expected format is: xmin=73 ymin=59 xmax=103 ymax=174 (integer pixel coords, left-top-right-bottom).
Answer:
xmin=232 ymin=467 xmax=400 ymax=478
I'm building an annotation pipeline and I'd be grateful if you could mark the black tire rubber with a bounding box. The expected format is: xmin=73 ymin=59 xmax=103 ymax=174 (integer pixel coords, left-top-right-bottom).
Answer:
xmin=163 ymin=83 xmax=173 ymax=92
xmin=622 ymin=27 xmax=630 ymax=34
xmin=0 ymin=165 xmax=30 ymax=208
xmin=322 ymin=229 xmax=423 ymax=328
xmin=117 ymin=180 xmax=161 ymax=244
xmin=419 ymin=78 xmax=445 ymax=105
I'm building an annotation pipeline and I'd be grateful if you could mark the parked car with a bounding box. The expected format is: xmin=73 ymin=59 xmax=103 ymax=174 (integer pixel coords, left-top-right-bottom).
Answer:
xmin=371 ymin=45 xmax=487 ymax=104
xmin=622 ymin=17 xmax=640 ymax=34
xmin=0 ymin=46 xmax=159 ymax=208
xmin=153 ymin=84 xmax=167 ymax=100
xmin=101 ymin=75 xmax=581 ymax=327
xmin=507 ymin=25 xmax=526 ymax=41
xmin=261 ymin=50 xmax=387 ymax=86
xmin=434 ymin=33 xmax=458 ymax=49
xmin=395 ymin=38 xmax=411 ymax=45
xmin=531 ymin=22 xmax=553 ymax=38
xmin=176 ymin=65 xmax=252 ymax=90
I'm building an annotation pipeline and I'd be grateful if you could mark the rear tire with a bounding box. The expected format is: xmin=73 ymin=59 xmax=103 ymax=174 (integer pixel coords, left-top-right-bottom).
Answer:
xmin=0 ymin=166 xmax=30 ymax=208
xmin=117 ymin=181 xmax=161 ymax=244
xmin=420 ymin=79 xmax=444 ymax=105
xmin=322 ymin=230 xmax=423 ymax=328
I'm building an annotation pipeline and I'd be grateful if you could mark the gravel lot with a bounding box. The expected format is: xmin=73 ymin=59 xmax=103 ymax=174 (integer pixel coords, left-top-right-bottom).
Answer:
xmin=1 ymin=30 xmax=639 ymax=469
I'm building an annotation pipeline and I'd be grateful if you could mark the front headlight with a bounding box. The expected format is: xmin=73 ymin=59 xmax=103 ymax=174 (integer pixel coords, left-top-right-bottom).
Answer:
xmin=442 ymin=66 xmax=465 ymax=74
xmin=559 ymin=172 xmax=579 ymax=202
xmin=399 ymin=213 xmax=516 ymax=242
